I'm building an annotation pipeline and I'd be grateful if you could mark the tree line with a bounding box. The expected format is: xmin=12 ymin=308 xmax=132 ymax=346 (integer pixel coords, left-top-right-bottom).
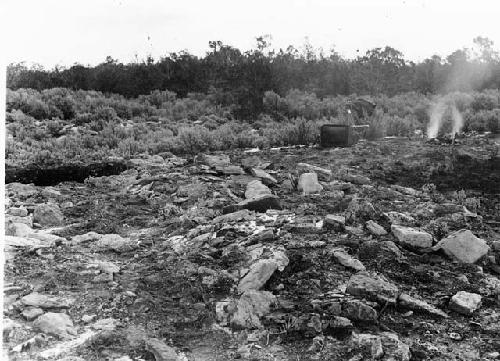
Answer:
xmin=7 ymin=36 xmax=500 ymax=118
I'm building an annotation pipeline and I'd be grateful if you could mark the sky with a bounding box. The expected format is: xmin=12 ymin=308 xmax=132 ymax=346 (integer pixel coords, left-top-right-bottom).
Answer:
xmin=1 ymin=0 xmax=500 ymax=68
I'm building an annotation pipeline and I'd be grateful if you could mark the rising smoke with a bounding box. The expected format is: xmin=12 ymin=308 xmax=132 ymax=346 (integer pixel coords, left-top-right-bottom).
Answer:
xmin=427 ymin=95 xmax=464 ymax=138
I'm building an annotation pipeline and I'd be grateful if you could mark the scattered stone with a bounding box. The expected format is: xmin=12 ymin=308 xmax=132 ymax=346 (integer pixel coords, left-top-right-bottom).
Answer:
xmin=21 ymin=292 xmax=75 ymax=309
xmin=449 ymin=291 xmax=482 ymax=315
xmin=250 ymin=168 xmax=277 ymax=185
xmin=391 ymin=225 xmax=433 ymax=248
xmin=346 ymin=272 xmax=399 ymax=304
xmin=33 ymin=203 xmax=64 ymax=227
xmin=297 ymin=173 xmax=323 ymax=195
xmin=434 ymin=229 xmax=489 ymax=264
xmin=342 ymin=300 xmax=378 ymax=322
xmin=6 ymin=214 xmax=33 ymax=226
xmin=95 ymin=234 xmax=138 ymax=252
xmin=332 ymin=249 xmax=366 ymax=271
xmin=212 ymin=209 xmax=253 ymax=224
xmin=339 ymin=173 xmax=371 ymax=185
xmin=384 ymin=211 xmax=415 ymax=225
xmin=366 ymin=220 xmax=387 ymax=236
xmin=22 ymin=307 xmax=44 ymax=321
xmin=71 ymin=231 xmax=101 ymax=244
xmin=238 ymin=257 xmax=288 ymax=293
xmin=391 ymin=185 xmax=420 ymax=196
xmin=61 ymin=201 xmax=74 ymax=209
xmin=345 ymin=198 xmax=377 ymax=224
xmin=245 ymin=180 xmax=272 ymax=199
xmin=352 ymin=332 xmax=410 ymax=361
xmin=34 ymin=312 xmax=76 ymax=339
xmin=145 ymin=338 xmax=180 ymax=361
xmin=230 ymin=290 xmax=276 ymax=329
xmin=7 ymin=182 xmax=38 ymax=198
xmin=297 ymin=163 xmax=332 ymax=181
xmin=7 ymin=207 xmax=28 ymax=217
xmin=324 ymin=214 xmax=346 ymax=231
xmin=398 ymin=293 xmax=448 ymax=318
xmin=81 ymin=314 xmax=96 ymax=323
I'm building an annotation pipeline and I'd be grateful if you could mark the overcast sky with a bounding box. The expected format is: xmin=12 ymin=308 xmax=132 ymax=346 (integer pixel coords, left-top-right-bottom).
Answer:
xmin=2 ymin=0 xmax=500 ymax=68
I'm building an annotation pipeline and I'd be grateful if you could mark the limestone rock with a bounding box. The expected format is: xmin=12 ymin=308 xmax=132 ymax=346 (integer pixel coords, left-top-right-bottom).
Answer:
xmin=342 ymin=300 xmax=378 ymax=322
xmin=366 ymin=220 xmax=387 ymax=236
xmin=21 ymin=292 xmax=75 ymax=309
xmin=346 ymin=272 xmax=399 ymax=304
xmin=7 ymin=207 xmax=28 ymax=217
xmin=33 ymin=312 xmax=76 ymax=339
xmin=230 ymin=290 xmax=276 ymax=329
xmin=324 ymin=214 xmax=346 ymax=231
xmin=6 ymin=222 xmax=33 ymax=237
xmin=95 ymin=234 xmax=138 ymax=252
xmin=238 ymin=260 xmax=280 ymax=293
xmin=332 ymin=249 xmax=366 ymax=271
xmin=398 ymin=293 xmax=448 ymax=318
xmin=22 ymin=307 xmax=44 ymax=321
xmin=245 ymin=180 xmax=272 ymax=199
xmin=434 ymin=230 xmax=489 ymax=264
xmin=391 ymin=225 xmax=433 ymax=248
xmin=297 ymin=173 xmax=323 ymax=195
xmin=297 ymin=163 xmax=332 ymax=181
xmin=33 ymin=203 xmax=64 ymax=227
xmin=145 ymin=338 xmax=180 ymax=361
xmin=250 ymin=168 xmax=277 ymax=185
xmin=449 ymin=291 xmax=482 ymax=315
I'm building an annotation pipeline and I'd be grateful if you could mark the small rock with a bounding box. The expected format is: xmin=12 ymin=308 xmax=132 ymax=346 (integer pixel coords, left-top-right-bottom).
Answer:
xmin=384 ymin=211 xmax=415 ymax=225
xmin=346 ymin=272 xmax=399 ymax=304
xmin=245 ymin=180 xmax=272 ymax=199
xmin=434 ymin=229 xmax=489 ymax=264
xmin=332 ymin=249 xmax=366 ymax=271
xmin=449 ymin=291 xmax=482 ymax=315
xmin=398 ymin=294 xmax=448 ymax=318
xmin=359 ymin=241 xmax=404 ymax=261
xmin=297 ymin=173 xmax=323 ymax=195
xmin=145 ymin=338 xmax=179 ymax=361
xmin=95 ymin=234 xmax=138 ymax=252
xmin=345 ymin=198 xmax=377 ymax=224
xmin=81 ymin=314 xmax=96 ymax=323
xmin=324 ymin=214 xmax=346 ymax=231
xmin=342 ymin=300 xmax=378 ymax=322
xmin=366 ymin=220 xmax=387 ymax=236
xmin=216 ymin=164 xmax=245 ymax=175
xmin=33 ymin=203 xmax=64 ymax=227
xmin=339 ymin=173 xmax=371 ymax=185
xmin=391 ymin=225 xmax=433 ymax=248
xmin=34 ymin=312 xmax=76 ymax=339
xmin=61 ymin=201 xmax=74 ymax=209
xmin=250 ymin=168 xmax=277 ymax=185
xmin=230 ymin=290 xmax=276 ymax=329
xmin=22 ymin=307 xmax=44 ymax=321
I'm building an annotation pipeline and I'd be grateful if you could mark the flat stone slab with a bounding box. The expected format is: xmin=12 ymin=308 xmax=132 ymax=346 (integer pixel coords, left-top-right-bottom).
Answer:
xmin=434 ymin=229 xmax=489 ymax=264
xmin=346 ymin=272 xmax=399 ymax=304
xmin=391 ymin=225 xmax=433 ymax=248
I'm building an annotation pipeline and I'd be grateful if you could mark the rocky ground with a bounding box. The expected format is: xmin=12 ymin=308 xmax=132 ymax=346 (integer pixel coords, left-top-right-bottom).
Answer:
xmin=3 ymin=136 xmax=500 ymax=361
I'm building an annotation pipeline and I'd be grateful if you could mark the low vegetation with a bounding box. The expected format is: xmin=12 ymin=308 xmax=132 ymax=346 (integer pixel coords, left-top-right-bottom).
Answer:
xmin=5 ymin=87 xmax=500 ymax=168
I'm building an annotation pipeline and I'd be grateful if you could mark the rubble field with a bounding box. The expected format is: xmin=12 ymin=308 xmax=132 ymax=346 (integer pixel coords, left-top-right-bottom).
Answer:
xmin=3 ymin=136 xmax=500 ymax=361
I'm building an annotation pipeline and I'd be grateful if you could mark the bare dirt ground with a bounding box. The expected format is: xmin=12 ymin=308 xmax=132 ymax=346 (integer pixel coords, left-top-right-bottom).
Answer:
xmin=3 ymin=136 xmax=500 ymax=360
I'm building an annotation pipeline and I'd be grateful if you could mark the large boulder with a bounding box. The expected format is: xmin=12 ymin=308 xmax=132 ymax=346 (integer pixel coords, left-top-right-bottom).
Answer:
xmin=297 ymin=173 xmax=323 ymax=195
xmin=434 ymin=229 xmax=489 ymax=264
xmin=33 ymin=203 xmax=64 ymax=227
xmin=391 ymin=225 xmax=433 ymax=249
